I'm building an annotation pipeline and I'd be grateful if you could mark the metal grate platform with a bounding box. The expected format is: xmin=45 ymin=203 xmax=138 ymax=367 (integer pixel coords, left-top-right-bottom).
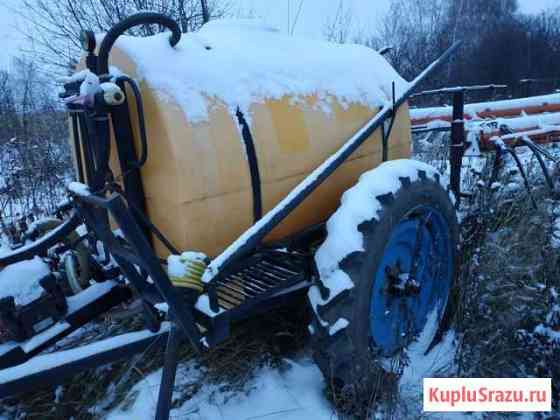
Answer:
xmin=212 ymin=252 xmax=310 ymax=311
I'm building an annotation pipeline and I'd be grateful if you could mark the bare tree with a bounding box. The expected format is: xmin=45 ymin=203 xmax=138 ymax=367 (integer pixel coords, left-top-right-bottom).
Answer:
xmin=349 ymin=0 xmax=535 ymax=91
xmin=289 ymin=0 xmax=305 ymax=36
xmin=323 ymin=0 xmax=353 ymax=44
xmin=374 ymin=0 xmax=450 ymax=82
xmin=0 ymin=58 xmax=72 ymax=233
xmin=16 ymin=0 xmax=231 ymax=72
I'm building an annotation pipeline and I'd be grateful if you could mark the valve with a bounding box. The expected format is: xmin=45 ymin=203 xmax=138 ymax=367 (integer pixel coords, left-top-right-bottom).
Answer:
xmin=95 ymin=82 xmax=126 ymax=107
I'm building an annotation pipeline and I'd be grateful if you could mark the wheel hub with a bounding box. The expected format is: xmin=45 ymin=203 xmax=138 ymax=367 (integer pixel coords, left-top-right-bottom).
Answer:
xmin=385 ymin=260 xmax=421 ymax=297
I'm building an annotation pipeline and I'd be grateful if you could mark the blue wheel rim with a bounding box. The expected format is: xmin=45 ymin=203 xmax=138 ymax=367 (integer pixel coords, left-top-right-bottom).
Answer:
xmin=369 ymin=206 xmax=453 ymax=356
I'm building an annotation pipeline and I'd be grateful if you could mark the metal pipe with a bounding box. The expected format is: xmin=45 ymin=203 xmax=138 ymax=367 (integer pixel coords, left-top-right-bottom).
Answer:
xmin=449 ymin=90 xmax=465 ymax=203
xmin=97 ymin=12 xmax=181 ymax=76
xmin=71 ymin=115 xmax=85 ymax=183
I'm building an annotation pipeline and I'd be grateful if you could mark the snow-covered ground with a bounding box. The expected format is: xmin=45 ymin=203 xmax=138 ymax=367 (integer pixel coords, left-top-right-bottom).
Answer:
xmin=103 ymin=336 xmax=459 ymax=420
xmin=94 ymin=307 xmax=460 ymax=419
xmin=104 ymin=358 xmax=333 ymax=420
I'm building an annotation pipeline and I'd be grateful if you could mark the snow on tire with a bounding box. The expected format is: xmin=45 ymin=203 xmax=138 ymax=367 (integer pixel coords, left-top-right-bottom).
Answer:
xmin=307 ymin=159 xmax=460 ymax=401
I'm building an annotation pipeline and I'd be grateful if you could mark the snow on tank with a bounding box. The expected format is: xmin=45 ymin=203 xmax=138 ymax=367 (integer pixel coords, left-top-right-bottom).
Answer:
xmin=113 ymin=19 xmax=410 ymax=123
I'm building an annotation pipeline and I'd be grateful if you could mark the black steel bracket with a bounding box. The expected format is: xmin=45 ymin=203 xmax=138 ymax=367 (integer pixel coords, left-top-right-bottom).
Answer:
xmin=70 ymin=191 xmax=203 ymax=354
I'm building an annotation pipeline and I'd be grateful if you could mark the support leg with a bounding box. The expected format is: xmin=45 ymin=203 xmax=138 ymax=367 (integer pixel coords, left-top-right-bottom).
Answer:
xmin=155 ymin=322 xmax=181 ymax=420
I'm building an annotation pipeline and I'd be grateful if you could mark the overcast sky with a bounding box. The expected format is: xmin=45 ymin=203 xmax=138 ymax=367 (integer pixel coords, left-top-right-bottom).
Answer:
xmin=0 ymin=0 xmax=558 ymax=70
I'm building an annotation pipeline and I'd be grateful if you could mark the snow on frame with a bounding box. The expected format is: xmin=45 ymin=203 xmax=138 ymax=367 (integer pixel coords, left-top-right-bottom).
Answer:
xmin=479 ymin=111 xmax=560 ymax=133
xmin=66 ymin=281 xmax=118 ymax=313
xmin=410 ymin=92 xmax=560 ymax=122
xmin=114 ymin=19 xmax=409 ymax=124
xmin=421 ymin=111 xmax=560 ymax=134
xmin=0 ymin=323 xmax=170 ymax=384
xmin=0 ymin=282 xmax=119 ymax=358
xmin=0 ymin=257 xmax=50 ymax=306
xmin=67 ymin=181 xmax=91 ymax=197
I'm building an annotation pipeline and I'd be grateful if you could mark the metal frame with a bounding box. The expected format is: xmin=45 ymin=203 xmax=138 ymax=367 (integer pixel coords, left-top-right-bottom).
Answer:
xmin=450 ymin=90 xmax=465 ymax=202
xmin=0 ymin=12 xmax=463 ymax=419
xmin=0 ymin=213 xmax=81 ymax=268
xmin=0 ymin=284 xmax=131 ymax=369
xmin=0 ymin=323 xmax=169 ymax=398
xmin=67 ymin=189 xmax=315 ymax=420
xmin=73 ymin=192 xmax=203 ymax=352
xmin=410 ymin=84 xmax=515 ymax=203
xmin=411 ymin=84 xmax=560 ymax=205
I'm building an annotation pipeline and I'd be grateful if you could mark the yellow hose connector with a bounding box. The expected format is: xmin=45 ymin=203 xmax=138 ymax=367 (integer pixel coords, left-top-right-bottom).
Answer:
xmin=167 ymin=251 xmax=208 ymax=293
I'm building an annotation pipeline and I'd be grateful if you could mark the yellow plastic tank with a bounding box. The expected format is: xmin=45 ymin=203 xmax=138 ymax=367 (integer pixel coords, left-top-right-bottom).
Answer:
xmin=72 ymin=20 xmax=412 ymax=257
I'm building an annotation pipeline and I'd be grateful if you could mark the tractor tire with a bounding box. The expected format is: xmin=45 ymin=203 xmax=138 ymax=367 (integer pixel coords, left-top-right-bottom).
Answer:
xmin=307 ymin=159 xmax=460 ymax=404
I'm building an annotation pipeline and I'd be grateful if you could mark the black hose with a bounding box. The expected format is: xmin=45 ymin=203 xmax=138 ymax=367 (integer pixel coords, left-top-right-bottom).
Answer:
xmin=518 ymin=137 xmax=556 ymax=193
xmin=235 ymin=108 xmax=262 ymax=222
xmin=504 ymin=147 xmax=538 ymax=209
xmin=114 ymin=75 xmax=148 ymax=168
xmin=499 ymin=123 xmax=557 ymax=195
xmin=98 ymin=12 xmax=181 ymax=75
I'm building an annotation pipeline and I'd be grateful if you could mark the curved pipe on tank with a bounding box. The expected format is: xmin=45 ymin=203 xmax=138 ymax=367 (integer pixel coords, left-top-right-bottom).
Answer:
xmin=97 ymin=12 xmax=181 ymax=75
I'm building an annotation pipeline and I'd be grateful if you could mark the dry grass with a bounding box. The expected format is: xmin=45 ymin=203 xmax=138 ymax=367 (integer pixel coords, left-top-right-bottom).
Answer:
xmin=456 ymin=179 xmax=560 ymax=410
